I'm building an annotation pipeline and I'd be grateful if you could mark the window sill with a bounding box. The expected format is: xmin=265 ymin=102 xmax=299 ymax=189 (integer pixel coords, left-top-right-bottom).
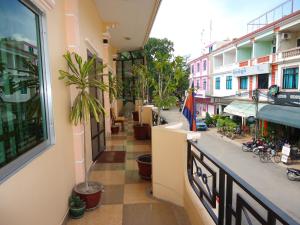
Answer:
xmin=281 ymin=88 xmax=299 ymax=91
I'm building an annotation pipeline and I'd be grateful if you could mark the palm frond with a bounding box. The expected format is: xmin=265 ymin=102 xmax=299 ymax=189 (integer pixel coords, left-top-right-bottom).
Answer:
xmin=60 ymin=51 xmax=107 ymax=125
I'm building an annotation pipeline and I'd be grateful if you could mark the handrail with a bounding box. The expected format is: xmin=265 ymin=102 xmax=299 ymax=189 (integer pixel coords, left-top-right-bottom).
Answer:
xmin=187 ymin=140 xmax=299 ymax=225
xmin=280 ymin=47 xmax=300 ymax=59
xmin=280 ymin=46 xmax=300 ymax=53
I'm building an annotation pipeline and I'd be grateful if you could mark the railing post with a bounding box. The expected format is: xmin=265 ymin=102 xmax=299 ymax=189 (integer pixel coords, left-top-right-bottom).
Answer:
xmin=218 ymin=170 xmax=226 ymax=225
xmin=225 ymin=176 xmax=233 ymax=225
xmin=267 ymin=211 xmax=276 ymax=225
xmin=187 ymin=141 xmax=192 ymax=182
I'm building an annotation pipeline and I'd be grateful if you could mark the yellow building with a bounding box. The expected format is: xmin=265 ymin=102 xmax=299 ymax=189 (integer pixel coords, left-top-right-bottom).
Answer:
xmin=0 ymin=1 xmax=160 ymax=224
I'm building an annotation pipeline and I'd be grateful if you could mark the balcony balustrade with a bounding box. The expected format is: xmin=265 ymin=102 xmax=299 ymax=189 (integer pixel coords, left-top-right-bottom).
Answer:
xmin=281 ymin=47 xmax=300 ymax=59
xmin=239 ymin=60 xmax=249 ymax=67
xmin=187 ymin=140 xmax=299 ymax=225
xmin=257 ymin=55 xmax=270 ymax=64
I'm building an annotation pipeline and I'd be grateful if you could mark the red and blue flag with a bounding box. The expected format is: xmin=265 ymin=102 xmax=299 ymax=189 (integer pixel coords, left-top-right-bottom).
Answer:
xmin=183 ymin=88 xmax=196 ymax=131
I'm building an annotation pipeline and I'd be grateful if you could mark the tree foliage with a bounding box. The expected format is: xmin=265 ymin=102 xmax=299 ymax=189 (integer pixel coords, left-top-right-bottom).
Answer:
xmin=132 ymin=64 xmax=151 ymax=103
xmin=143 ymin=38 xmax=189 ymax=107
xmin=152 ymin=53 xmax=186 ymax=110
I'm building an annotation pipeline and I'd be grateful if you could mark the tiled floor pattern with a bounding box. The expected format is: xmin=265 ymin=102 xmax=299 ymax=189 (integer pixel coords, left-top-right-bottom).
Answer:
xmin=67 ymin=120 xmax=191 ymax=225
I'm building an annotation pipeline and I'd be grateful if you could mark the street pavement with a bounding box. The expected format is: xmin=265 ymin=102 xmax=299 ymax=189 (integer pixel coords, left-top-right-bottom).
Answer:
xmin=196 ymin=128 xmax=300 ymax=223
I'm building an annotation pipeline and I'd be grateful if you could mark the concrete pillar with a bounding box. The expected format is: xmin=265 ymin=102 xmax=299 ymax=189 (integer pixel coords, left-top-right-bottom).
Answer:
xmin=102 ymin=32 xmax=112 ymax=137
xmin=64 ymin=0 xmax=85 ymax=184
xmin=219 ymin=105 xmax=223 ymax=114
xmin=275 ymin=31 xmax=280 ymax=52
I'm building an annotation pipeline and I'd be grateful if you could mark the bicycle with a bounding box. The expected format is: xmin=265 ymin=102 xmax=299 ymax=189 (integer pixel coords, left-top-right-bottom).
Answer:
xmin=259 ymin=148 xmax=281 ymax=163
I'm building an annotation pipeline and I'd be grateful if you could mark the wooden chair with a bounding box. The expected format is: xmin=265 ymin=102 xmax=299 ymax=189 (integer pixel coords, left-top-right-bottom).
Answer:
xmin=110 ymin=108 xmax=125 ymax=131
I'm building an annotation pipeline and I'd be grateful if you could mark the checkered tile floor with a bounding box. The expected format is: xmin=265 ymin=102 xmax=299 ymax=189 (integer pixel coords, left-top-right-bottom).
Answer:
xmin=67 ymin=120 xmax=191 ymax=225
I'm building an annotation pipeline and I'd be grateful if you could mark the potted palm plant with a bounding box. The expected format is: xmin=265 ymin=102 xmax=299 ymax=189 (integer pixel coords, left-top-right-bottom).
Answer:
xmin=132 ymin=64 xmax=151 ymax=140
xmin=59 ymin=51 xmax=106 ymax=210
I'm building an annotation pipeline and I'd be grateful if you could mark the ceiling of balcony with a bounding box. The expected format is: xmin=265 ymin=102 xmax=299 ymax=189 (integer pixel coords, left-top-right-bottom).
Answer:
xmin=95 ymin=0 xmax=161 ymax=52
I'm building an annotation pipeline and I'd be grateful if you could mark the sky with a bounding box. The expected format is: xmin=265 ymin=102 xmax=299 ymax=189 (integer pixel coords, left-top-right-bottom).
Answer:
xmin=150 ymin=0 xmax=300 ymax=60
xmin=0 ymin=0 xmax=37 ymax=45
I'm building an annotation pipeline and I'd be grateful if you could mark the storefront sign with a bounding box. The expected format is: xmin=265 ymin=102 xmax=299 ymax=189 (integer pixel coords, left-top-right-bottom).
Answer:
xmin=274 ymin=92 xmax=300 ymax=106
xmin=281 ymin=145 xmax=291 ymax=163
xmin=282 ymin=145 xmax=291 ymax=156
xmin=281 ymin=155 xmax=289 ymax=163
xmin=233 ymin=63 xmax=270 ymax=77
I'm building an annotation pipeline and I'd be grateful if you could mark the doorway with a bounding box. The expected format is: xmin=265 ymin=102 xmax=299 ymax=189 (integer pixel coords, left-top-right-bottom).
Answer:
xmin=87 ymin=50 xmax=106 ymax=161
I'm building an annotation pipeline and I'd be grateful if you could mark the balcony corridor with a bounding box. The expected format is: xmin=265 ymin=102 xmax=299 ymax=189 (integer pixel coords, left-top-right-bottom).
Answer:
xmin=67 ymin=119 xmax=191 ymax=225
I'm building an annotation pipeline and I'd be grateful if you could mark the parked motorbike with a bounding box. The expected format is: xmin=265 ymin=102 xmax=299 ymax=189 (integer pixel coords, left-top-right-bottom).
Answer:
xmin=290 ymin=147 xmax=300 ymax=160
xmin=252 ymin=139 xmax=266 ymax=155
xmin=242 ymin=138 xmax=256 ymax=152
xmin=287 ymin=168 xmax=300 ymax=181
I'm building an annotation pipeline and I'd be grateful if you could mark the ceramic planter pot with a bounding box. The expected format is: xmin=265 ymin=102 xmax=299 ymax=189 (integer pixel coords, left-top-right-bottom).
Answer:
xmin=133 ymin=124 xmax=149 ymax=140
xmin=69 ymin=204 xmax=86 ymax=219
xmin=132 ymin=111 xmax=139 ymax=122
xmin=137 ymin=154 xmax=152 ymax=180
xmin=111 ymin=125 xmax=119 ymax=134
xmin=74 ymin=182 xmax=104 ymax=210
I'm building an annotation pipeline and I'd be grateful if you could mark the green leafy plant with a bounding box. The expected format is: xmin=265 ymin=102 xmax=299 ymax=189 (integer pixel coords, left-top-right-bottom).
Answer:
xmin=151 ymin=54 xmax=186 ymax=124
xmin=212 ymin=114 xmax=221 ymax=126
xmin=132 ymin=64 xmax=151 ymax=125
xmin=59 ymin=51 xmax=107 ymax=190
xmin=108 ymin=72 xmax=122 ymax=104
xmin=205 ymin=112 xmax=213 ymax=126
xmin=216 ymin=117 xmax=237 ymax=137
xmin=69 ymin=195 xmax=85 ymax=209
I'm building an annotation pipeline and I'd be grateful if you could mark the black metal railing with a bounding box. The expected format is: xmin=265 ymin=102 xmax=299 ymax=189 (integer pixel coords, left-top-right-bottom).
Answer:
xmin=187 ymin=140 xmax=299 ymax=225
xmin=152 ymin=110 xmax=167 ymax=127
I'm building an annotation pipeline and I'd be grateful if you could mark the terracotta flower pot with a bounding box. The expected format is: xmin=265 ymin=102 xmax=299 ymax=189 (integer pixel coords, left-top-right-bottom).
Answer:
xmin=74 ymin=182 xmax=104 ymax=210
xmin=133 ymin=124 xmax=149 ymax=140
xmin=132 ymin=111 xmax=139 ymax=122
xmin=111 ymin=125 xmax=119 ymax=134
xmin=137 ymin=154 xmax=152 ymax=180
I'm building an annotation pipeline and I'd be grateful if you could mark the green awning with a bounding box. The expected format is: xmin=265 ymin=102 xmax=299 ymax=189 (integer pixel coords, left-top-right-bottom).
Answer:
xmin=224 ymin=100 xmax=268 ymax=118
xmin=258 ymin=105 xmax=300 ymax=129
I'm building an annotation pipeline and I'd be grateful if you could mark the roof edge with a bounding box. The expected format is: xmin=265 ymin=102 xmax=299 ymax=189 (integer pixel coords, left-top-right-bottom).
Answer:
xmin=143 ymin=0 xmax=162 ymax=47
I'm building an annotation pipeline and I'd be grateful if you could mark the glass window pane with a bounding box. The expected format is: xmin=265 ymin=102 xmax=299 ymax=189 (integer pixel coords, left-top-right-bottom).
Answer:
xmin=0 ymin=0 xmax=47 ymax=168
xmin=283 ymin=67 xmax=298 ymax=89
xmin=240 ymin=77 xmax=248 ymax=90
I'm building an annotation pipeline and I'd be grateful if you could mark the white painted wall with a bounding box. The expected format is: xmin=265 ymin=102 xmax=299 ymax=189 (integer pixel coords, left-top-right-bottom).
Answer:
xmin=213 ymin=73 xmax=239 ymax=97
xmin=224 ymin=50 xmax=236 ymax=65
xmin=278 ymin=31 xmax=300 ymax=51
xmin=214 ymin=54 xmax=223 ymax=69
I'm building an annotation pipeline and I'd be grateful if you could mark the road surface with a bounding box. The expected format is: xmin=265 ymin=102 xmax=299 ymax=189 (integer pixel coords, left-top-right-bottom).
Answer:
xmin=196 ymin=129 xmax=300 ymax=223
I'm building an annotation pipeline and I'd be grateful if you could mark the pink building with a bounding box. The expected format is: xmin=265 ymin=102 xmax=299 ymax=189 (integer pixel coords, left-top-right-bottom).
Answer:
xmin=189 ymin=54 xmax=215 ymax=117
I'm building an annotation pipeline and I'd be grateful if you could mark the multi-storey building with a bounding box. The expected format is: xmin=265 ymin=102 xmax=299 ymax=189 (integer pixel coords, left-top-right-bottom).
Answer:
xmin=188 ymin=54 xmax=213 ymax=117
xmin=210 ymin=10 xmax=300 ymax=126
xmin=188 ymin=40 xmax=230 ymax=117
xmin=189 ymin=8 xmax=300 ymax=133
